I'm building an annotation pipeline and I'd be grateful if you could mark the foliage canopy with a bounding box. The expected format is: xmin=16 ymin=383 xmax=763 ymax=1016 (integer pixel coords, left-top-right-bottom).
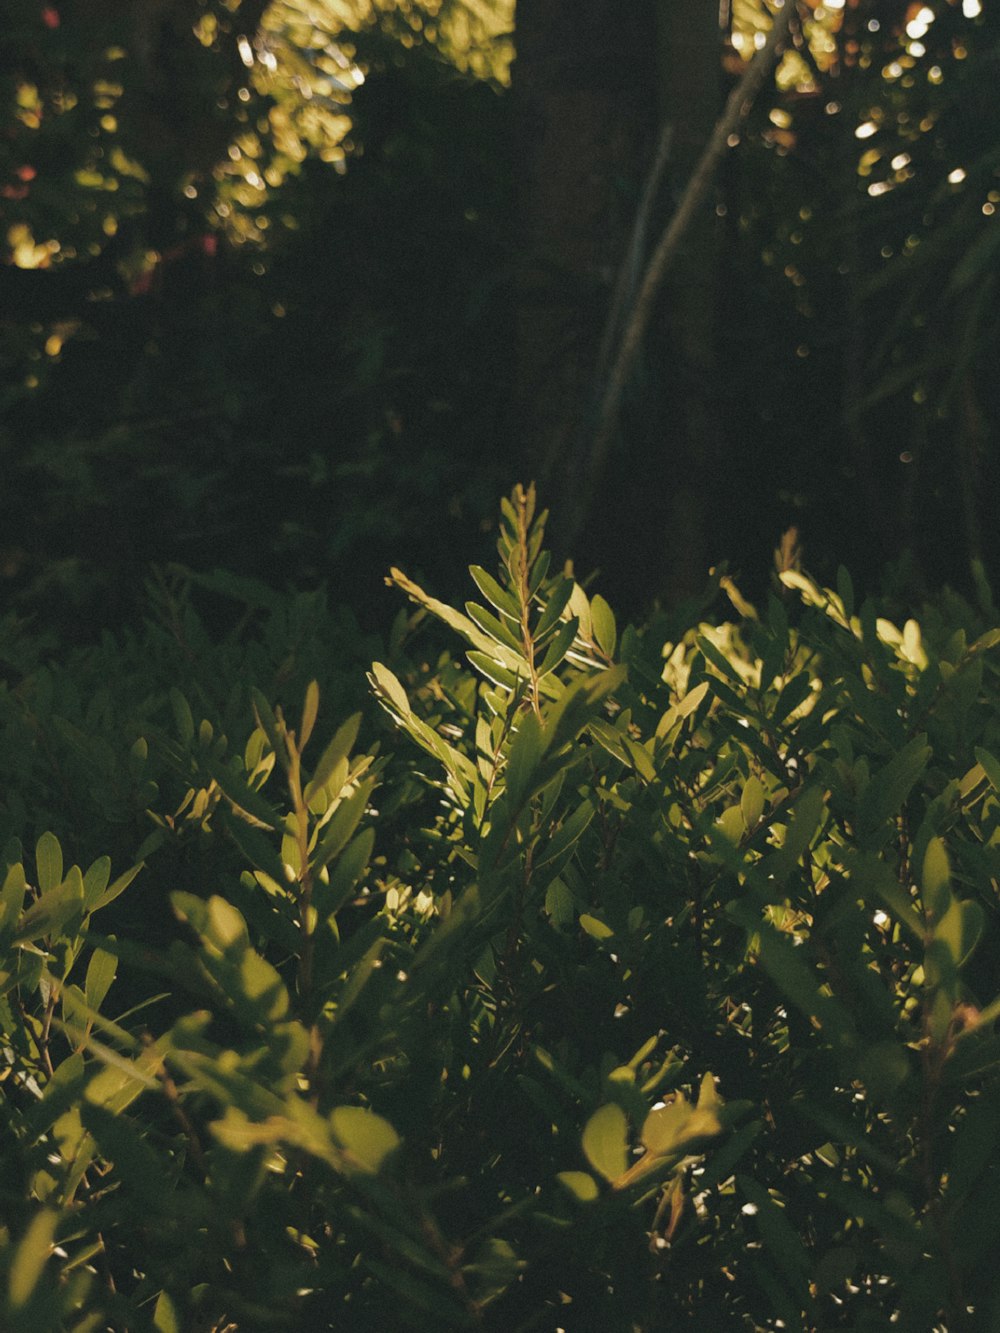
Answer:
xmin=3 ymin=488 xmax=1000 ymax=1328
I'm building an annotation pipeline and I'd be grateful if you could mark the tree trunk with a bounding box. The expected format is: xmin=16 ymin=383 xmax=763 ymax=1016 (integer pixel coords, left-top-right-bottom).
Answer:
xmin=509 ymin=1 xmax=728 ymax=602
xmin=508 ymin=1 xmax=657 ymax=535
xmin=651 ymin=0 xmax=726 ymax=600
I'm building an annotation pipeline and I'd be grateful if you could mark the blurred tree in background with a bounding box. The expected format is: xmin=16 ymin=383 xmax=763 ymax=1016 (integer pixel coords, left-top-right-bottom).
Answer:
xmin=508 ymin=0 xmax=1000 ymax=606
xmin=1 ymin=0 xmax=999 ymax=637
xmin=1 ymin=0 xmax=515 ymax=633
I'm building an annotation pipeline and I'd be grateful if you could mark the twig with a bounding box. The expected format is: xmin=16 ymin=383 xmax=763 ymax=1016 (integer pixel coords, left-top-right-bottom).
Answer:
xmin=594 ymin=123 xmax=675 ymax=387
xmin=584 ymin=1 xmax=797 ymax=508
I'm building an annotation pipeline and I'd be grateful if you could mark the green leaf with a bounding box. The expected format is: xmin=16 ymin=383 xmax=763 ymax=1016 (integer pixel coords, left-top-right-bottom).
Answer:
xmin=201 ymin=945 xmax=292 ymax=1028
xmin=329 ymin=1106 xmax=401 ymax=1174
xmin=640 ymin=1098 xmax=693 ymax=1155
xmin=656 ymin=680 xmax=710 ymax=740
xmin=771 ymin=671 xmax=814 ymax=726
xmin=537 ymin=616 xmax=579 ymax=677
xmin=567 ymin=583 xmax=592 ymax=643
xmin=730 ymin=903 xmax=855 ymax=1049
xmin=0 ymin=860 xmax=27 ymax=942
xmin=535 ymin=578 xmax=575 ymax=641
xmin=464 ymin=1236 xmax=524 ymax=1304
xmin=590 ymin=595 xmax=617 ymax=656
xmin=318 ymin=827 xmax=375 ymax=919
xmin=469 ymin=565 xmax=520 ymax=620
xmin=465 ymin=601 xmax=524 ymax=653
xmin=582 ymin=1103 xmax=629 ymax=1182
xmin=35 ymin=831 xmax=63 ymax=893
xmin=389 ymin=566 xmax=500 ymax=655
xmin=204 ymin=759 xmax=278 ymax=830
xmin=85 ymin=946 xmax=117 ymax=1012
xmin=153 ymin=1291 xmax=181 ymax=1333
xmin=81 ymin=1104 xmax=166 ymax=1210
xmin=8 ymin=1208 xmax=58 ymax=1309
xmin=169 ymin=687 xmax=195 ymax=746
xmin=300 ymin=679 xmax=320 ymax=750
xmin=641 ymin=1095 xmax=722 ymax=1157
xmin=741 ymin=775 xmax=766 ymax=829
xmin=935 ymin=897 xmax=984 ymax=971
xmin=545 ymin=879 xmax=575 ymax=927
xmin=767 ymin=786 xmax=825 ymax=877
xmin=970 ymin=627 xmax=1000 ymax=654
xmin=696 ymin=634 xmax=745 ymax=686
xmin=846 ymin=853 xmax=924 ymax=939
xmin=921 ymin=836 xmax=952 ymax=920
xmin=857 ymin=735 xmax=930 ymax=837
xmin=82 ymin=855 xmax=111 ymax=910
xmin=466 ymin=649 xmax=520 ymax=693
xmin=91 ymin=860 xmax=143 ymax=912
xmin=544 ymin=665 xmax=626 ymax=754
xmin=535 ymin=800 xmax=595 ymax=873
xmin=304 ymin=712 xmax=363 ymax=802
xmin=313 ymin=784 xmax=372 ymax=873
xmin=251 ymin=688 xmax=283 ymax=758
xmin=333 ymin=934 xmax=389 ymax=1017
xmin=579 ymin=913 xmax=614 ymax=941
xmin=505 ymin=712 xmax=544 ymax=808
xmin=13 ymin=876 xmax=85 ymax=944
xmin=528 ymin=548 xmax=552 ymax=597
xmin=167 ymin=1049 xmax=283 ymax=1122
xmin=698 ymin=1120 xmax=764 ymax=1191
xmin=555 ymin=1170 xmax=599 ymax=1203
xmin=975 ymin=746 xmax=1000 ymax=797
xmin=369 ymin=662 xmax=411 ymax=716
xmin=716 ymin=804 xmax=745 ymax=846
xmin=172 ymin=891 xmax=248 ymax=955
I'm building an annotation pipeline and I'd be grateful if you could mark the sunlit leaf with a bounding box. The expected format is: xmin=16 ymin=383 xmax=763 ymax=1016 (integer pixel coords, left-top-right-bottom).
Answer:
xmin=300 ymin=679 xmax=320 ymax=751
xmin=921 ymin=836 xmax=951 ymax=920
xmin=35 ymin=831 xmax=63 ymax=893
xmin=590 ymin=594 xmax=617 ymax=657
xmin=582 ymin=1103 xmax=628 ymax=1182
xmin=579 ymin=913 xmax=614 ymax=941
xmin=85 ymin=946 xmax=117 ymax=1012
xmin=8 ymin=1208 xmax=57 ymax=1309
xmin=555 ymin=1170 xmax=599 ymax=1202
xmin=329 ymin=1105 xmax=401 ymax=1174
xmin=468 ymin=565 xmax=520 ymax=621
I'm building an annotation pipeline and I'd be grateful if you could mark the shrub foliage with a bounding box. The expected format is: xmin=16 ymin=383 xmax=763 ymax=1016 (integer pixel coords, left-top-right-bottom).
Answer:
xmin=3 ymin=487 xmax=1000 ymax=1329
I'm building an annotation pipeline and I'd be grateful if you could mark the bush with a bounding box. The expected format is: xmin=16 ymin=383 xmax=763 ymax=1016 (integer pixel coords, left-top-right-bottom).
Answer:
xmin=2 ymin=487 xmax=1000 ymax=1330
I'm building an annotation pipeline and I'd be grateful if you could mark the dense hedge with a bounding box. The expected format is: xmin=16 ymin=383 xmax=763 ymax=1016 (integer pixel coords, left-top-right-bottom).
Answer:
xmin=2 ymin=488 xmax=1000 ymax=1330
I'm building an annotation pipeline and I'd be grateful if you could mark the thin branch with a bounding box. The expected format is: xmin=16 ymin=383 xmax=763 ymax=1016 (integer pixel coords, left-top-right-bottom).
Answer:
xmin=594 ymin=123 xmax=675 ymax=387
xmin=585 ymin=1 xmax=797 ymax=496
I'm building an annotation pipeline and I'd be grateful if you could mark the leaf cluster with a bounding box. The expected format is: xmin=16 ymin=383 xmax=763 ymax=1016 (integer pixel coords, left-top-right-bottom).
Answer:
xmin=3 ymin=489 xmax=1000 ymax=1329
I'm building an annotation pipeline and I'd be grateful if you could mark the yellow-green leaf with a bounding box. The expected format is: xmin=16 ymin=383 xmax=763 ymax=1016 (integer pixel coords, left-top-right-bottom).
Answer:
xmin=329 ymin=1106 xmax=401 ymax=1174
xmin=35 ymin=831 xmax=63 ymax=893
xmin=300 ymin=679 xmax=320 ymax=750
xmin=9 ymin=1208 xmax=57 ymax=1308
xmin=582 ymin=1103 xmax=628 ymax=1182
xmin=556 ymin=1170 xmax=599 ymax=1203
xmin=922 ymin=837 xmax=951 ymax=920
xmin=579 ymin=913 xmax=614 ymax=941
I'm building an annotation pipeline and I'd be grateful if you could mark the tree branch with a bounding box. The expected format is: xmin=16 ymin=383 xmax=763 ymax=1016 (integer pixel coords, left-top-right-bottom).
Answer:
xmin=582 ymin=1 xmax=797 ymax=512
xmin=594 ymin=123 xmax=674 ymax=388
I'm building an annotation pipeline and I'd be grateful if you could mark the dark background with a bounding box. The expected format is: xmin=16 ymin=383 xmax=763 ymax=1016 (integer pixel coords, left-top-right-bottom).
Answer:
xmin=3 ymin=0 xmax=998 ymax=641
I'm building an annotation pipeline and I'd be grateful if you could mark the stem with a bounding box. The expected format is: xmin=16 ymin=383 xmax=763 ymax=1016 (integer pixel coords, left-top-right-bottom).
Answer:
xmin=283 ymin=722 xmax=316 ymax=1001
xmin=40 ymin=987 xmax=58 ymax=1078
xmin=594 ymin=123 xmax=675 ymax=387
xmin=513 ymin=487 xmax=542 ymax=717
